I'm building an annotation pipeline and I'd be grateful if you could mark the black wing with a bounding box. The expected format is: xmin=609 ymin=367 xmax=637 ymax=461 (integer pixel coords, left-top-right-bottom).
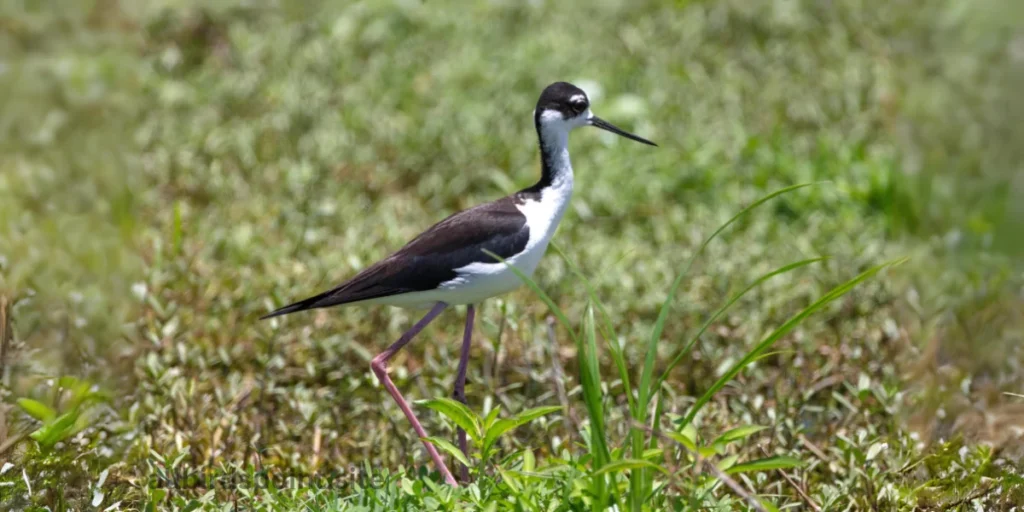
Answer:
xmin=261 ymin=195 xmax=529 ymax=319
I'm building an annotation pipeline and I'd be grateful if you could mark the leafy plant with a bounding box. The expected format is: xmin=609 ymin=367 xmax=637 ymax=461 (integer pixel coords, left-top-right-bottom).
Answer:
xmin=418 ymin=398 xmax=561 ymax=473
xmin=667 ymin=423 xmax=801 ymax=480
xmin=17 ymin=376 xmax=110 ymax=451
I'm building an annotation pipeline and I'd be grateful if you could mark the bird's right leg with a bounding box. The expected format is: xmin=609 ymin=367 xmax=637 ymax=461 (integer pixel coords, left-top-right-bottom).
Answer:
xmin=452 ymin=304 xmax=475 ymax=482
xmin=370 ymin=302 xmax=457 ymax=486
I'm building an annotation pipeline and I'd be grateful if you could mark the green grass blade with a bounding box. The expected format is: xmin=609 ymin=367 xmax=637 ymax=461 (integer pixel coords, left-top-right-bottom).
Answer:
xmin=551 ymin=242 xmax=636 ymax=416
xmin=724 ymin=455 xmax=804 ymax=475
xmin=483 ymin=249 xmax=611 ymax=464
xmin=647 ymin=391 xmax=666 ymax=450
xmin=680 ymin=257 xmax=907 ymax=428
xmin=594 ymin=459 xmax=671 ymax=477
xmin=639 ymin=182 xmax=821 ymax=412
xmin=711 ymin=425 xmax=768 ymax=447
xmin=481 ymin=248 xmax=613 ymax=504
xmin=654 ymin=257 xmax=826 ymax=392
xmin=480 ymin=249 xmax=615 ymax=509
xmin=648 ymin=257 xmax=825 ymax=459
xmin=486 ymin=249 xmax=612 ymax=508
xmin=482 ymin=249 xmax=578 ymax=346
xmin=577 ymin=302 xmax=612 ymax=510
xmin=581 ymin=303 xmax=610 ymax=465
xmin=632 ymin=185 xmax=821 ymax=511
xmin=643 ymin=184 xmax=819 ymax=411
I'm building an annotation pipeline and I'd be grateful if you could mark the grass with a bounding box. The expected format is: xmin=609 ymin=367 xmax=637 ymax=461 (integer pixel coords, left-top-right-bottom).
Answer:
xmin=1 ymin=0 xmax=1023 ymax=509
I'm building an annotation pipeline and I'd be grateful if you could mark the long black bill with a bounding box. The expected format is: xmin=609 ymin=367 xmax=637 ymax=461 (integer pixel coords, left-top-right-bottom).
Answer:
xmin=589 ymin=116 xmax=657 ymax=146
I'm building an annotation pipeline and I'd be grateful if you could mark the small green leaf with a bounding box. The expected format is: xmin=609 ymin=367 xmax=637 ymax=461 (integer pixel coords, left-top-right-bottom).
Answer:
xmin=611 ymin=445 xmax=625 ymax=461
xmin=57 ymin=376 xmax=82 ymax=390
xmin=148 ymin=488 xmax=167 ymax=509
xmin=865 ymin=442 xmax=887 ymax=461
xmin=417 ymin=398 xmax=481 ymax=441
xmin=483 ymin=419 xmax=523 ymax=454
xmin=66 ymin=381 xmax=93 ymax=409
xmin=31 ymin=411 xmax=80 ymax=447
xmin=511 ymin=405 xmax=562 ymax=426
xmin=17 ymin=398 xmax=56 ymax=423
xmin=495 ymin=466 xmax=522 ymax=493
xmin=665 ymin=431 xmax=697 ymax=453
xmin=400 ymin=477 xmax=416 ymax=496
xmin=725 ymin=455 xmax=805 ymax=474
xmin=758 ymin=498 xmax=781 ymax=512
xmin=69 ymin=411 xmax=93 ymax=439
xmin=180 ymin=501 xmax=201 ymax=512
xmin=698 ymin=446 xmax=719 ymax=458
xmin=422 ymin=436 xmax=471 ymax=468
xmin=522 ymin=449 xmax=535 ymax=472
xmin=680 ymin=423 xmax=698 ymax=443
xmin=498 ymin=448 xmax=527 ymax=467
xmin=716 ymin=454 xmax=739 ymax=471
xmin=593 ymin=459 xmax=670 ymax=476
xmin=483 ymin=407 xmax=502 ymax=430
xmin=642 ymin=448 xmax=663 ymax=461
xmin=482 ymin=406 xmax=561 ymax=453
xmin=67 ymin=381 xmax=110 ymax=410
xmin=711 ymin=425 xmax=768 ymax=447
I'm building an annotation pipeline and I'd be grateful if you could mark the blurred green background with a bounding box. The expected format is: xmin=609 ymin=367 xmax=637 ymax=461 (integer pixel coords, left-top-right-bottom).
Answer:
xmin=1 ymin=0 xmax=1022 ymax=508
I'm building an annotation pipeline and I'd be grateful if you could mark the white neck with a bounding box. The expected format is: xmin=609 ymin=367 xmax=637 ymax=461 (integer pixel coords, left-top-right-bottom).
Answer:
xmin=537 ymin=122 xmax=574 ymax=192
xmin=532 ymin=108 xmax=581 ymax=193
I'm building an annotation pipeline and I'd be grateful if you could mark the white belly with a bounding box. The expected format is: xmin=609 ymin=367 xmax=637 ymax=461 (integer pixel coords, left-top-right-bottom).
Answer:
xmin=362 ymin=242 xmax=549 ymax=310
xmin=436 ymin=234 xmax=552 ymax=303
xmin=366 ymin=179 xmax=573 ymax=310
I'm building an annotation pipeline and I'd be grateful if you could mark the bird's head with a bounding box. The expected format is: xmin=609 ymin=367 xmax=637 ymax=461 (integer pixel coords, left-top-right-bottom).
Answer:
xmin=534 ymin=81 xmax=657 ymax=146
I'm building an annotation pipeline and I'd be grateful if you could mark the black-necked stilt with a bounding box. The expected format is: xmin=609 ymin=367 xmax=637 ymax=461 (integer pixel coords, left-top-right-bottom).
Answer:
xmin=262 ymin=81 xmax=656 ymax=485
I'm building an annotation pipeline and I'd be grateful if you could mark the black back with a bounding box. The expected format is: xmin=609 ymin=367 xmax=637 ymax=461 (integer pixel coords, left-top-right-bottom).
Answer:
xmin=261 ymin=196 xmax=530 ymax=318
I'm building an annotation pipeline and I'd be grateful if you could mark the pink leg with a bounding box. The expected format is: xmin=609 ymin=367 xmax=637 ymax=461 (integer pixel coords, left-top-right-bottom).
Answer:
xmin=452 ymin=304 xmax=475 ymax=482
xmin=370 ymin=302 xmax=457 ymax=486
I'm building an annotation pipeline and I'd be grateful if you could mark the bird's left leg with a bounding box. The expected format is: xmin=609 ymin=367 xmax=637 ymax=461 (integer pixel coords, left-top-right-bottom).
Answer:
xmin=452 ymin=304 xmax=475 ymax=482
xmin=370 ymin=302 xmax=457 ymax=486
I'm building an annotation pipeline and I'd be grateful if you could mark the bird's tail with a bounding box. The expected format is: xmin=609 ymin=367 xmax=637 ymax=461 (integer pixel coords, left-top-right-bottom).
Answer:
xmin=259 ymin=291 xmax=331 ymax=320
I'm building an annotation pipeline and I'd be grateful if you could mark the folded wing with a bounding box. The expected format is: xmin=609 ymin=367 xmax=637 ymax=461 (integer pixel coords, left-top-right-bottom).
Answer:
xmin=261 ymin=196 xmax=529 ymax=319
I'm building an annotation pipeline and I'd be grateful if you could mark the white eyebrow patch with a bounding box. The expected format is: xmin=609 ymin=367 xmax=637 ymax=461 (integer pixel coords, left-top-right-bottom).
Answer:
xmin=539 ymin=108 xmax=565 ymax=122
xmin=569 ymin=94 xmax=587 ymax=104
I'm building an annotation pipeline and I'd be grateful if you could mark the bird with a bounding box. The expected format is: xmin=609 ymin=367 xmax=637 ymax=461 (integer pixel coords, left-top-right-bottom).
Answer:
xmin=261 ymin=81 xmax=656 ymax=486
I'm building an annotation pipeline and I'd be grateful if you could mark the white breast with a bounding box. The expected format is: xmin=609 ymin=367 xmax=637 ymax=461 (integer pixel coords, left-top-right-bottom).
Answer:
xmin=435 ymin=180 xmax=574 ymax=304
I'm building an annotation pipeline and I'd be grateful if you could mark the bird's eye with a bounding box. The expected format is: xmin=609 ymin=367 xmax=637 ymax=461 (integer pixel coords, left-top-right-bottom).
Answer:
xmin=570 ymin=99 xmax=587 ymax=112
